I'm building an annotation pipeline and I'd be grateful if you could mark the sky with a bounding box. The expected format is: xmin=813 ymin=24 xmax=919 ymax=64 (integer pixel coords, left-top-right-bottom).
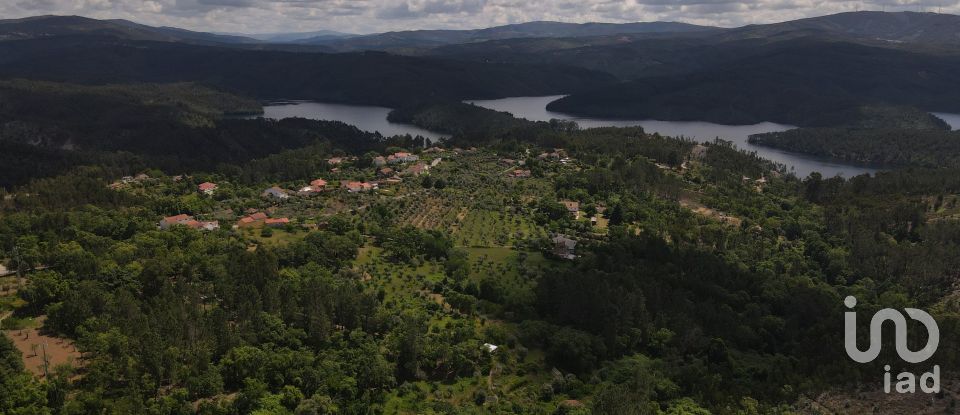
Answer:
xmin=2 ymin=0 xmax=957 ymax=34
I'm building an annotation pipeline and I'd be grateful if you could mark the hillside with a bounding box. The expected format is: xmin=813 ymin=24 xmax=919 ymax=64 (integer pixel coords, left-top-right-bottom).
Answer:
xmin=546 ymin=39 xmax=960 ymax=126
xmin=724 ymin=11 xmax=960 ymax=44
xmin=0 ymin=15 xmax=259 ymax=44
xmin=0 ymin=36 xmax=616 ymax=108
xmin=301 ymin=20 xmax=714 ymax=51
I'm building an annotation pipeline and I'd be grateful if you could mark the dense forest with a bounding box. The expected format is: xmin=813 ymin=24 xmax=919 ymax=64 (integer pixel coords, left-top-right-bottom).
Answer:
xmin=749 ymin=127 xmax=960 ymax=168
xmin=546 ymin=40 xmax=960 ymax=126
xmin=5 ymin=11 xmax=960 ymax=415
xmin=0 ymin=36 xmax=615 ymax=108
xmin=2 ymin=79 xmax=960 ymax=414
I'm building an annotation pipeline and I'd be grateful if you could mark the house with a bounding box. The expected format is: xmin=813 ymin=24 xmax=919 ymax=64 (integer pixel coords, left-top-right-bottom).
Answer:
xmin=511 ymin=169 xmax=531 ymax=178
xmin=373 ymin=156 xmax=387 ymax=167
xmin=197 ymin=221 xmax=220 ymax=231
xmin=159 ymin=214 xmax=218 ymax=231
xmin=552 ymin=235 xmax=577 ymax=260
xmin=401 ymin=163 xmax=429 ymax=177
xmin=237 ymin=212 xmax=269 ymax=227
xmin=381 ymin=177 xmax=403 ymax=186
xmin=262 ymin=186 xmax=290 ymax=200
xmin=430 ymin=157 xmax=442 ymax=167
xmin=538 ymin=149 xmax=567 ymax=161
xmin=327 ymin=157 xmax=344 ymax=165
xmin=265 ymin=218 xmax=290 ymax=228
xmin=387 ymin=152 xmax=419 ymax=164
xmin=561 ymin=200 xmax=580 ymax=219
xmin=378 ymin=167 xmax=395 ymax=177
xmin=198 ymin=182 xmax=218 ymax=195
xmin=341 ymin=181 xmax=377 ymax=193
xmin=298 ymin=179 xmax=328 ymax=195
xmin=482 ymin=343 xmax=499 ymax=353
xmin=159 ymin=214 xmax=192 ymax=229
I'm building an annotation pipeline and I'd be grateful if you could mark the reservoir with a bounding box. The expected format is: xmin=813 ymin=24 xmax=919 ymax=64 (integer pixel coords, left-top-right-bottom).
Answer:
xmin=262 ymin=98 xmax=878 ymax=178
xmin=466 ymin=95 xmax=878 ymax=178
xmin=260 ymin=101 xmax=449 ymax=141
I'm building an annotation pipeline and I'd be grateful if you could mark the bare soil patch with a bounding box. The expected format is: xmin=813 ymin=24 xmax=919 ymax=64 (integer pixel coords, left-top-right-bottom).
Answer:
xmin=3 ymin=316 xmax=82 ymax=378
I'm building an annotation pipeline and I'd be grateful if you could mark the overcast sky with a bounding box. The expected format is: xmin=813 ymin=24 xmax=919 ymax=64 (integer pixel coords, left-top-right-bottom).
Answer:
xmin=3 ymin=0 xmax=956 ymax=34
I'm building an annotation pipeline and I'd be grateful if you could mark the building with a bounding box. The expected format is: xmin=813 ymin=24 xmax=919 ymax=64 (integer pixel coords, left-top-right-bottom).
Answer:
xmin=327 ymin=157 xmax=344 ymax=165
xmin=387 ymin=152 xmax=419 ymax=164
xmin=373 ymin=156 xmax=387 ymax=167
xmin=159 ymin=214 xmax=218 ymax=231
xmin=237 ymin=212 xmax=269 ymax=227
xmin=159 ymin=214 xmax=192 ymax=229
xmin=341 ymin=181 xmax=377 ymax=193
xmin=198 ymin=182 xmax=218 ymax=195
xmin=196 ymin=221 xmax=220 ymax=231
xmin=381 ymin=177 xmax=403 ymax=186
xmin=298 ymin=179 xmax=328 ymax=195
xmin=511 ymin=169 xmax=531 ymax=178
xmin=401 ymin=163 xmax=429 ymax=177
xmin=378 ymin=167 xmax=395 ymax=177
xmin=265 ymin=218 xmax=290 ymax=228
xmin=262 ymin=186 xmax=290 ymax=200
xmin=552 ymin=235 xmax=577 ymax=260
xmin=561 ymin=200 xmax=580 ymax=219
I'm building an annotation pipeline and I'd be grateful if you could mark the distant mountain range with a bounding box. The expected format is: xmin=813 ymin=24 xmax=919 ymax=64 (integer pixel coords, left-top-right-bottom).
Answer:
xmin=3 ymin=12 xmax=960 ymax=126
xmin=234 ymin=30 xmax=357 ymax=43
xmin=297 ymin=21 xmax=714 ymax=52
xmin=0 ymin=15 xmax=260 ymax=45
xmin=0 ymin=16 xmax=713 ymax=48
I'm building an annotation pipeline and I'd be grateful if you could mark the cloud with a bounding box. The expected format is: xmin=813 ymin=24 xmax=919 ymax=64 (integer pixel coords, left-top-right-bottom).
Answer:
xmin=1 ymin=0 xmax=959 ymax=34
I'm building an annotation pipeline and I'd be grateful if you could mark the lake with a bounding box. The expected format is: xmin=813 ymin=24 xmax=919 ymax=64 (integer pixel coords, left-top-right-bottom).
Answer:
xmin=467 ymin=96 xmax=879 ymax=178
xmin=261 ymin=98 xmax=878 ymax=178
xmin=259 ymin=101 xmax=449 ymax=141
xmin=932 ymin=112 xmax=960 ymax=130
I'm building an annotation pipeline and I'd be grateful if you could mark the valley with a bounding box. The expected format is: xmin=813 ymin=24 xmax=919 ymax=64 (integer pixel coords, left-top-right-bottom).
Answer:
xmin=2 ymin=9 xmax=960 ymax=415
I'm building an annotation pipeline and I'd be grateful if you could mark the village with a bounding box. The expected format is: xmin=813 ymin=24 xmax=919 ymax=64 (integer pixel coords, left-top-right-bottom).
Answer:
xmin=105 ymin=146 xmax=612 ymax=261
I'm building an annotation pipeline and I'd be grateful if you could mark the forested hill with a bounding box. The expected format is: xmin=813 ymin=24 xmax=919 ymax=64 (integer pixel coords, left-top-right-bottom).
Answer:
xmin=0 ymin=15 xmax=259 ymax=45
xmin=0 ymin=36 xmax=616 ymax=107
xmin=749 ymin=127 xmax=960 ymax=168
xmin=546 ymin=39 xmax=960 ymax=126
xmin=0 ymin=80 xmax=430 ymax=187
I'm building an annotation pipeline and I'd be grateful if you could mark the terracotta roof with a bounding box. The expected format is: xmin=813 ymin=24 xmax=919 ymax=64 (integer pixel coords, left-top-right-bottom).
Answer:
xmin=162 ymin=214 xmax=191 ymax=223
xmin=198 ymin=182 xmax=217 ymax=191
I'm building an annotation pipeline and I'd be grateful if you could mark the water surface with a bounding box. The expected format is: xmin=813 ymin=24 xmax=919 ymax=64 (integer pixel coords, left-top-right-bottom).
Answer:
xmin=932 ymin=112 xmax=960 ymax=130
xmin=260 ymin=101 xmax=448 ymax=141
xmin=467 ymin=95 xmax=878 ymax=178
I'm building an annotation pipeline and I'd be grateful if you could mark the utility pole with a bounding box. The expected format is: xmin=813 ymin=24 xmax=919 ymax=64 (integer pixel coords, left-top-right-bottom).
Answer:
xmin=42 ymin=342 xmax=50 ymax=379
